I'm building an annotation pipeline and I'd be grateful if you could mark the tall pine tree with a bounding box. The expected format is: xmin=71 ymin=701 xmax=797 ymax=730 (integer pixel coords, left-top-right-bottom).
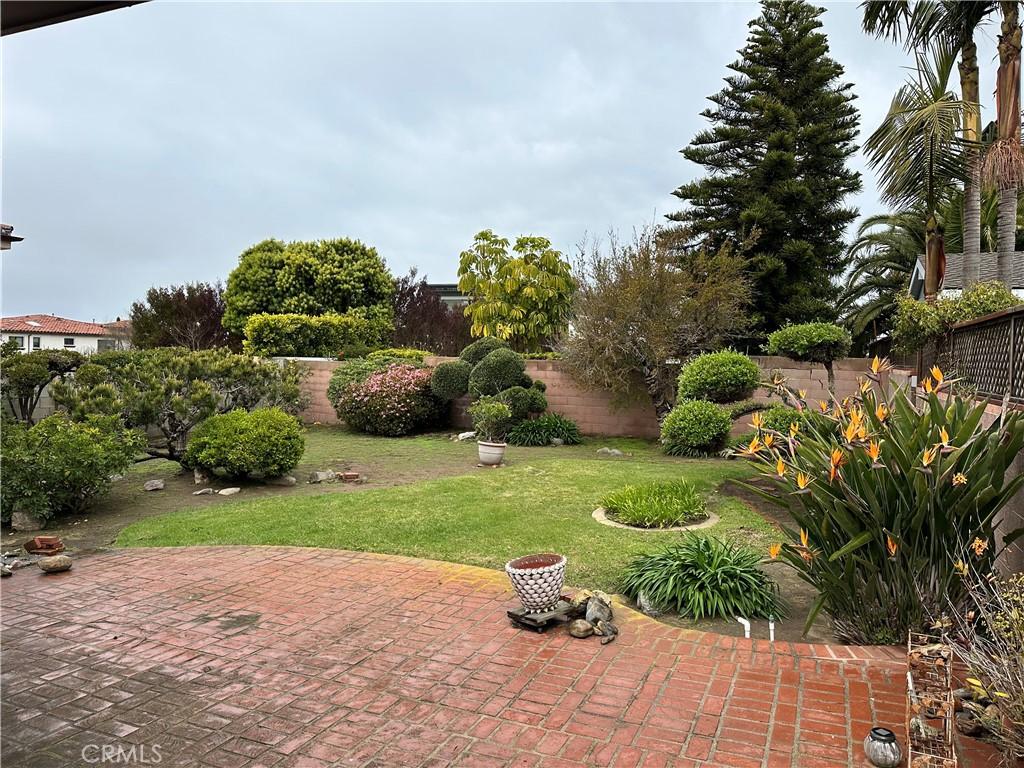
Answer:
xmin=670 ymin=0 xmax=861 ymax=334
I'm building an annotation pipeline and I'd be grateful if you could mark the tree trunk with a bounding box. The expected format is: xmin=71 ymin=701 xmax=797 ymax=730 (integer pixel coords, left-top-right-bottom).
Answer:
xmin=640 ymin=361 xmax=673 ymax=424
xmin=823 ymin=361 xmax=836 ymax=396
xmin=961 ymin=37 xmax=982 ymax=263
xmin=995 ymin=1 xmax=1023 ymax=255
xmin=998 ymin=186 xmax=1018 ymax=254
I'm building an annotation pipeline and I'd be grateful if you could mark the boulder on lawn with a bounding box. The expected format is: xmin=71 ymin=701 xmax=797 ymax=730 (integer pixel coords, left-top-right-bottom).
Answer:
xmin=143 ymin=479 xmax=165 ymax=491
xmin=11 ymin=511 xmax=45 ymax=532
xmin=193 ymin=469 xmax=209 ymax=485
xmin=37 ymin=555 xmax=73 ymax=574
xmin=193 ymin=488 xmax=215 ymax=496
xmin=308 ymin=470 xmax=336 ymax=484
xmin=596 ymin=447 xmax=624 ymax=457
xmin=218 ymin=487 xmax=241 ymax=496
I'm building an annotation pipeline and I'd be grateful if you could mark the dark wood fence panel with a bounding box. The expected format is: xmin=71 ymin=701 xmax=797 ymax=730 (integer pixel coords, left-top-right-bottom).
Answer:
xmin=946 ymin=305 xmax=1024 ymax=404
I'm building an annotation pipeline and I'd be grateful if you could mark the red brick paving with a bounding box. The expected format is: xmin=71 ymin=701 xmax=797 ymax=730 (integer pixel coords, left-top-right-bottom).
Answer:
xmin=0 ymin=547 xmax=998 ymax=767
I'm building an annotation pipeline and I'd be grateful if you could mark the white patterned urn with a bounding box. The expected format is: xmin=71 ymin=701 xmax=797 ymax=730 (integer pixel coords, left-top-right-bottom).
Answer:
xmin=505 ymin=553 xmax=567 ymax=613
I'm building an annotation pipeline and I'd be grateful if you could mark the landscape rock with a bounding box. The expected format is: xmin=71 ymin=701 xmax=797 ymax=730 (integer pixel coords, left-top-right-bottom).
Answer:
xmin=266 ymin=475 xmax=297 ymax=487
xmin=109 ymin=473 xmax=124 ymax=482
xmin=308 ymin=470 xmax=336 ymax=484
xmin=457 ymin=431 xmax=476 ymax=441
xmin=1 ymin=566 xmax=11 ymax=577
xmin=637 ymin=591 xmax=661 ymax=617
xmin=596 ymin=447 xmax=624 ymax=457
xmin=10 ymin=511 xmax=45 ymax=532
xmin=218 ymin=487 xmax=241 ymax=496
xmin=143 ymin=479 xmax=165 ymax=491
xmin=568 ymin=619 xmax=594 ymax=638
xmin=550 ymin=438 xmax=564 ymax=446
xmin=193 ymin=488 xmax=215 ymax=496
xmin=194 ymin=469 xmax=209 ymax=485
xmin=37 ymin=555 xmax=73 ymax=574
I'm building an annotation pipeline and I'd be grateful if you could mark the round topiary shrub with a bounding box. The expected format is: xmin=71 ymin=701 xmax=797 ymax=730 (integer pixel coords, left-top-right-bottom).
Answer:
xmin=334 ymin=364 xmax=441 ymax=436
xmin=185 ymin=407 xmax=304 ymax=478
xmin=531 ymin=379 xmax=547 ymax=393
xmin=757 ymin=404 xmax=805 ymax=434
xmin=468 ymin=348 xmax=526 ymax=397
xmin=518 ymin=371 xmax=535 ymax=389
xmin=661 ymin=400 xmax=731 ymax=456
xmin=766 ymin=322 xmax=852 ymax=393
xmin=459 ymin=337 xmax=510 ymax=367
xmin=430 ymin=360 xmax=472 ymax=402
xmin=497 ymin=386 xmax=547 ymax=422
xmin=677 ymin=350 xmax=761 ymax=404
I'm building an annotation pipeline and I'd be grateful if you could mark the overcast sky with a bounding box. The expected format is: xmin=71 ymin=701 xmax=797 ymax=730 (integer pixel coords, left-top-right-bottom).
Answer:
xmin=0 ymin=1 xmax=1002 ymax=322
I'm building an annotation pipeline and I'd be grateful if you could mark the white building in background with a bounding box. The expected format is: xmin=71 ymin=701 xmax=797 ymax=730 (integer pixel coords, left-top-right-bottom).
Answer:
xmin=1 ymin=314 xmax=120 ymax=354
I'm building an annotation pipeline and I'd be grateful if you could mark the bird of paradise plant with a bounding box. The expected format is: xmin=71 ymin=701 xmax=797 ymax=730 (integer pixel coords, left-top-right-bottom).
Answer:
xmin=739 ymin=360 xmax=1024 ymax=644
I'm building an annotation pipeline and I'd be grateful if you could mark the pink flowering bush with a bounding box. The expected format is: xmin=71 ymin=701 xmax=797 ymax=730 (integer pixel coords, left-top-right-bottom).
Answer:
xmin=334 ymin=364 xmax=442 ymax=436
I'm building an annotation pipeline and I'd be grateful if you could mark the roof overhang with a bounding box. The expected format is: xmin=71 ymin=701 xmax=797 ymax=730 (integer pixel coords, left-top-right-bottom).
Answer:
xmin=1 ymin=1 xmax=146 ymax=36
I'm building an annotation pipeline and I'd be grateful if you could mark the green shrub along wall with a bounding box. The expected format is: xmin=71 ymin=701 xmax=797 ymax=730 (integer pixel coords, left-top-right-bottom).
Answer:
xmin=291 ymin=355 xmax=879 ymax=437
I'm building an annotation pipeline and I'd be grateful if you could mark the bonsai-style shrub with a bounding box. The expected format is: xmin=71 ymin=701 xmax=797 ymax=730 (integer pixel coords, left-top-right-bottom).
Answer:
xmin=603 ymin=480 xmax=708 ymax=529
xmin=766 ymin=322 xmax=851 ymax=393
xmin=367 ymin=347 xmax=431 ymax=363
xmin=429 ymin=360 xmax=472 ymax=402
xmin=1 ymin=345 xmax=84 ymax=424
xmin=0 ymin=414 xmax=142 ymax=524
xmin=506 ymin=414 xmax=581 ymax=446
xmin=677 ymin=350 xmax=761 ymax=404
xmin=184 ymin=408 xmax=304 ymax=478
xmin=742 ymin=363 xmax=1024 ymax=644
xmin=660 ymin=400 xmax=731 ymax=456
xmin=468 ymin=348 xmax=526 ymax=397
xmin=497 ymin=386 xmax=547 ymax=422
xmin=333 ymin=364 xmax=440 ymax=436
xmin=459 ymin=336 xmax=510 ymax=366
xmin=468 ymin=398 xmax=512 ymax=443
xmin=619 ymin=535 xmax=783 ymax=619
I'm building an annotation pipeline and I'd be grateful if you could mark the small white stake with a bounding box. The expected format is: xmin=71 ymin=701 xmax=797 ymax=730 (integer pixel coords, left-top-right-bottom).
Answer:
xmin=736 ymin=616 xmax=750 ymax=639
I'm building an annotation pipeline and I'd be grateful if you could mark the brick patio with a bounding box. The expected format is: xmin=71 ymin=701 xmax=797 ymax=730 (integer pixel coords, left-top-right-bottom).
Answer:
xmin=0 ymin=547 xmax=997 ymax=767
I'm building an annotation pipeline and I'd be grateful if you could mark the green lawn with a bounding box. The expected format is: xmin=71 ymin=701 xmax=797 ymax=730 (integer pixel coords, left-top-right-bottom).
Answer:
xmin=117 ymin=430 xmax=772 ymax=591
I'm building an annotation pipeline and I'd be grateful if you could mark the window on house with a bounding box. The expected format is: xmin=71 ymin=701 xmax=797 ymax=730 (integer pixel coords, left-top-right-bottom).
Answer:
xmin=10 ymin=336 xmax=25 ymax=349
xmin=32 ymin=337 xmax=40 ymax=350
xmin=63 ymin=338 xmax=75 ymax=348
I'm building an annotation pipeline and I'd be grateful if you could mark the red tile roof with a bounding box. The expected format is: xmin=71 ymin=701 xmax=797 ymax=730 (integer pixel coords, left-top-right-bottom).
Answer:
xmin=1 ymin=314 xmax=110 ymax=336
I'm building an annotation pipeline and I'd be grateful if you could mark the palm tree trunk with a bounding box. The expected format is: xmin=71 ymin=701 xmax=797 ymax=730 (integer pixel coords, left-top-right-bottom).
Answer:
xmin=960 ymin=37 xmax=982 ymax=262
xmin=996 ymin=1 xmax=1023 ymax=255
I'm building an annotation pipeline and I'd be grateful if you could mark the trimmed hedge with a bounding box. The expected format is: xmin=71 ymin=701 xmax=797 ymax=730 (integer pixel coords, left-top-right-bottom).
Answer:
xmin=661 ymin=400 xmax=731 ymax=456
xmin=367 ymin=347 xmax=431 ymax=363
xmin=243 ymin=311 xmax=390 ymax=357
xmin=184 ymin=408 xmax=304 ymax=477
xmin=677 ymin=350 xmax=761 ymax=404
xmin=430 ymin=360 xmax=472 ymax=402
xmin=459 ymin=337 xmax=510 ymax=366
xmin=468 ymin=348 xmax=526 ymax=397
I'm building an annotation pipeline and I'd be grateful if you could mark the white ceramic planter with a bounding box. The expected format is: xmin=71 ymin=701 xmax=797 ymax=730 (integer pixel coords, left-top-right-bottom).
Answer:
xmin=505 ymin=553 xmax=567 ymax=612
xmin=477 ymin=440 xmax=506 ymax=466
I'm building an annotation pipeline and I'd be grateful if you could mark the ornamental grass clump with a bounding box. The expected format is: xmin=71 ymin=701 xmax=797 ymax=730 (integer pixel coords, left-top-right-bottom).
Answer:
xmin=506 ymin=413 xmax=581 ymax=446
xmin=620 ymin=534 xmax=783 ymax=619
xmin=741 ymin=358 xmax=1024 ymax=644
xmin=603 ymin=480 xmax=707 ymax=528
xmin=334 ymin=364 xmax=441 ymax=436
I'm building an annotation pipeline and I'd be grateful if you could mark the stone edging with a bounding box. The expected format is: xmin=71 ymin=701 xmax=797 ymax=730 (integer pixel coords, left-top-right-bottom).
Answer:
xmin=591 ymin=507 xmax=720 ymax=531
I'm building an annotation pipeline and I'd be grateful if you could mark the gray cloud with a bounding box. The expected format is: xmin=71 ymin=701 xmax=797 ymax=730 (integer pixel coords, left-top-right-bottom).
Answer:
xmin=1 ymin=1 xmax=999 ymax=322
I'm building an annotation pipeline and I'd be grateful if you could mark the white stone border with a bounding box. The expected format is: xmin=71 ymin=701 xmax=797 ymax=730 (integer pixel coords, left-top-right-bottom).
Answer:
xmin=592 ymin=507 xmax=720 ymax=532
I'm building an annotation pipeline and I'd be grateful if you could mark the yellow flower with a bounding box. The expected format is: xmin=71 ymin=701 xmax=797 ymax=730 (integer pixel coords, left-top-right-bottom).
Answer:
xmin=875 ymin=403 xmax=889 ymax=422
xmin=871 ymin=356 xmax=882 ymax=375
xmin=800 ymin=528 xmax=810 ymax=548
xmin=789 ymin=422 xmax=799 ymax=438
xmin=922 ymin=446 xmax=937 ymax=467
xmin=763 ymin=433 xmax=775 ymax=449
xmin=939 ymin=427 xmax=950 ymax=447
xmin=751 ymin=412 xmax=763 ymax=430
xmin=828 ymin=464 xmax=839 ymax=483
xmin=798 ymin=389 xmax=807 ymax=400
xmin=775 ymin=458 xmax=786 ymax=477
xmin=971 ymin=538 xmax=989 ymax=557
xmin=768 ymin=543 xmax=782 ymax=560
xmin=859 ymin=378 xmax=872 ymax=395
xmin=856 ymin=425 xmax=868 ymax=441
xmin=867 ymin=441 xmax=881 ymax=462
xmin=818 ymin=400 xmax=829 ymax=413
xmin=954 ymin=560 xmax=967 ymax=576
xmin=930 ymin=365 xmax=944 ymax=387
xmin=738 ymin=435 xmax=762 ymax=456
xmin=796 ymin=471 xmax=811 ymax=490
xmin=886 ymin=535 xmax=898 ymax=558
xmin=923 ymin=377 xmax=935 ymax=394
xmin=843 ymin=421 xmax=859 ymax=443
xmin=830 ymin=448 xmax=844 ymax=468
xmin=953 ymin=472 xmax=967 ymax=486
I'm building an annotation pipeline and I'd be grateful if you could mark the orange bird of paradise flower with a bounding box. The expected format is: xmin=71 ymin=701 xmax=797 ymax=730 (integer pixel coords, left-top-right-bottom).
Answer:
xmin=763 ymin=433 xmax=775 ymax=449
xmin=930 ymin=366 xmax=944 ymax=387
xmin=768 ymin=543 xmax=782 ymax=560
xmin=796 ymin=471 xmax=811 ymax=490
xmin=751 ymin=412 xmax=763 ymax=430
xmin=953 ymin=472 xmax=967 ymax=486
xmin=775 ymin=458 xmax=786 ymax=477
xmin=867 ymin=441 xmax=881 ymax=462
xmin=971 ymin=538 xmax=989 ymax=557
xmin=789 ymin=422 xmax=799 ymax=438
xmin=800 ymin=529 xmax=810 ymax=548
xmin=922 ymin=446 xmax=937 ymax=467
xmin=923 ymin=378 xmax=935 ymax=394
xmin=875 ymin=403 xmax=889 ymax=422
xmin=886 ymin=535 xmax=898 ymax=557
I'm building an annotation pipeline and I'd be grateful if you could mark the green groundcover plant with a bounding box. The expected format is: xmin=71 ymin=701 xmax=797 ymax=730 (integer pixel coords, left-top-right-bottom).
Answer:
xmin=620 ymin=534 xmax=784 ymax=619
xmin=740 ymin=359 xmax=1024 ymax=644
xmin=603 ymin=480 xmax=708 ymax=528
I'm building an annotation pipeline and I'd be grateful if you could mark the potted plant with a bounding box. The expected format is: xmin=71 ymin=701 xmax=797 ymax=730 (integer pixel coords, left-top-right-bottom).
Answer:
xmin=469 ymin=398 xmax=512 ymax=466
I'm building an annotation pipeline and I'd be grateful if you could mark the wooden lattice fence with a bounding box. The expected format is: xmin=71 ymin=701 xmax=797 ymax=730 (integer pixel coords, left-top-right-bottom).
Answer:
xmin=945 ymin=305 xmax=1024 ymax=405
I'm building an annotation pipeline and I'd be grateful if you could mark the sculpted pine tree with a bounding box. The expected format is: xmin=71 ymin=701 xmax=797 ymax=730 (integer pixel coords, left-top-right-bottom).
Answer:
xmin=670 ymin=0 xmax=861 ymax=334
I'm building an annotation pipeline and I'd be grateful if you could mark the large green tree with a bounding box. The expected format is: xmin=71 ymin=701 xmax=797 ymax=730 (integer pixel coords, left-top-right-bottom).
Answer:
xmin=670 ymin=0 xmax=861 ymax=334
xmin=222 ymin=238 xmax=394 ymax=337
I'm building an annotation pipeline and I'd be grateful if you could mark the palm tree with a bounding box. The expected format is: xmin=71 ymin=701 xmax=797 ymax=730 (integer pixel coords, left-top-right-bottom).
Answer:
xmin=985 ymin=1 xmax=1024 ymax=254
xmin=863 ymin=41 xmax=967 ymax=299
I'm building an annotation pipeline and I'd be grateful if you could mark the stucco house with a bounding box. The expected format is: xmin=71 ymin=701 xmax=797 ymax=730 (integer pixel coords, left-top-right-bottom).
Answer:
xmin=1 ymin=314 xmax=120 ymax=354
xmin=910 ymin=251 xmax=1024 ymax=300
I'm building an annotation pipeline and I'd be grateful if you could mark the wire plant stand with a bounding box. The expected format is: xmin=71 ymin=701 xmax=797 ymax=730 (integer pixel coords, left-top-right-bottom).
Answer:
xmin=906 ymin=632 xmax=957 ymax=768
